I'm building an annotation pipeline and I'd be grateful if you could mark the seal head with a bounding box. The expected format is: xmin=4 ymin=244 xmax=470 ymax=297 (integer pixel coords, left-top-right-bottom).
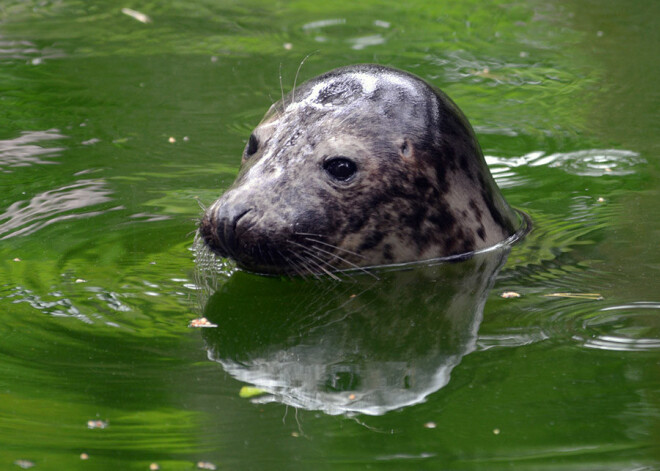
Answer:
xmin=199 ymin=64 xmax=517 ymax=275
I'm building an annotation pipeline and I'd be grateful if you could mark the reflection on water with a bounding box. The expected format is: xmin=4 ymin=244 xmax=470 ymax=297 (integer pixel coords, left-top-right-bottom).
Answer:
xmin=487 ymin=148 xmax=643 ymax=180
xmin=0 ymin=0 xmax=657 ymax=467
xmin=0 ymin=129 xmax=67 ymax=170
xmin=197 ymin=248 xmax=509 ymax=416
xmin=0 ymin=38 xmax=65 ymax=63
xmin=577 ymin=302 xmax=660 ymax=352
xmin=0 ymin=179 xmax=121 ymax=239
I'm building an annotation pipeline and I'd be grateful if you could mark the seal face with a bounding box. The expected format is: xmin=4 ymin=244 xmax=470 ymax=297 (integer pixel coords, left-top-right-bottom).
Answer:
xmin=199 ymin=64 xmax=518 ymax=275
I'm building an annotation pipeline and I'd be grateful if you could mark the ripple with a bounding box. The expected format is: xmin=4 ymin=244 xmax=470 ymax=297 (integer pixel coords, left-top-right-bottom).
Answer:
xmin=6 ymin=286 xmax=93 ymax=323
xmin=301 ymin=19 xmax=346 ymax=30
xmin=0 ymin=38 xmax=65 ymax=64
xmin=576 ymin=302 xmax=660 ymax=352
xmin=0 ymin=179 xmax=122 ymax=239
xmin=0 ymin=129 xmax=67 ymax=170
xmin=486 ymin=148 xmax=643 ymax=177
xmin=348 ymin=34 xmax=386 ymax=50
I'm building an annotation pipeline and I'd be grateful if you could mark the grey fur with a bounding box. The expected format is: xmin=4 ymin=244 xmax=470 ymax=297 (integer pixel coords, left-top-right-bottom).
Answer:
xmin=199 ymin=64 xmax=518 ymax=275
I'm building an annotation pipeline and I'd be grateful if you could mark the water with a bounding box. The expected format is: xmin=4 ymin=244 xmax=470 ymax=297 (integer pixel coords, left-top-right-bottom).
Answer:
xmin=1 ymin=0 xmax=658 ymax=469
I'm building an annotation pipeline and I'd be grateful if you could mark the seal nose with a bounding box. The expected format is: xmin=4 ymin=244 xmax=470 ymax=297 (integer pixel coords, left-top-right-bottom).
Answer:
xmin=199 ymin=202 xmax=253 ymax=258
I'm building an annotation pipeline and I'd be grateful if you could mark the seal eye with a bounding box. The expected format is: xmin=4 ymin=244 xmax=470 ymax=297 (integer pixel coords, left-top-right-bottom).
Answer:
xmin=323 ymin=157 xmax=357 ymax=182
xmin=245 ymin=134 xmax=259 ymax=159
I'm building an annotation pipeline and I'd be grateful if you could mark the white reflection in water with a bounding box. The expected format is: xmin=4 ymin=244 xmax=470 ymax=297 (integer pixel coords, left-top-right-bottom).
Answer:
xmin=486 ymin=148 xmax=643 ymax=178
xmin=579 ymin=302 xmax=660 ymax=352
xmin=0 ymin=129 xmax=67 ymax=169
xmin=0 ymin=39 xmax=65 ymax=63
xmin=0 ymin=179 xmax=122 ymax=239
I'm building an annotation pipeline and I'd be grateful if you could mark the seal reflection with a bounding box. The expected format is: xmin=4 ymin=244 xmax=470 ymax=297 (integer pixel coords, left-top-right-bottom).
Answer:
xmin=197 ymin=246 xmax=509 ymax=416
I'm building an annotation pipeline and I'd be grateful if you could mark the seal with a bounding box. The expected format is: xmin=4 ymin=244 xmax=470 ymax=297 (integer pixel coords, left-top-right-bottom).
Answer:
xmin=199 ymin=64 xmax=519 ymax=275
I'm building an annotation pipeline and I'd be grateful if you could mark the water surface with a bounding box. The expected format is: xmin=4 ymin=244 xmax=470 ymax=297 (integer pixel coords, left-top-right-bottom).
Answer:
xmin=1 ymin=0 xmax=658 ymax=469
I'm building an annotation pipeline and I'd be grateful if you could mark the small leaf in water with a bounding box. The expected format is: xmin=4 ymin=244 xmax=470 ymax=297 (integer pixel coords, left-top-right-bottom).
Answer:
xmin=14 ymin=460 xmax=35 ymax=469
xmin=121 ymin=8 xmax=152 ymax=24
xmin=87 ymin=419 xmax=108 ymax=429
xmin=239 ymin=386 xmax=266 ymax=398
xmin=196 ymin=462 xmax=217 ymax=470
xmin=189 ymin=317 xmax=217 ymax=328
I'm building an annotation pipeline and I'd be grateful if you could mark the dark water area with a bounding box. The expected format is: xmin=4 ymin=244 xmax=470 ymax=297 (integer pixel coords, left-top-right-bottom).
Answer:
xmin=0 ymin=0 xmax=658 ymax=469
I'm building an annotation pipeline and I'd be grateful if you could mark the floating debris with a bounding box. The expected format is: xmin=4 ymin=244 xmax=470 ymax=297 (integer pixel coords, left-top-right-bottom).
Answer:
xmin=87 ymin=419 xmax=108 ymax=429
xmin=597 ymin=197 xmax=606 ymax=203
xmin=348 ymin=393 xmax=356 ymax=400
xmin=149 ymin=463 xmax=160 ymax=470
xmin=13 ymin=460 xmax=34 ymax=469
xmin=168 ymin=137 xmax=176 ymax=143
xmin=291 ymin=431 xmax=300 ymax=437
xmin=239 ymin=386 xmax=266 ymax=398
xmin=196 ymin=462 xmax=217 ymax=470
xmin=501 ymin=291 xmax=521 ymax=299
xmin=544 ymin=293 xmax=604 ymax=300
xmin=189 ymin=317 xmax=217 ymax=328
xmin=423 ymin=422 xmax=437 ymax=429
xmin=75 ymin=279 xmax=86 ymax=283
xmin=283 ymin=42 xmax=293 ymax=50
xmin=80 ymin=453 xmax=89 ymax=460
xmin=121 ymin=8 xmax=152 ymax=24
xmin=13 ymin=258 xmax=21 ymax=262
xmin=493 ymin=428 xmax=501 ymax=435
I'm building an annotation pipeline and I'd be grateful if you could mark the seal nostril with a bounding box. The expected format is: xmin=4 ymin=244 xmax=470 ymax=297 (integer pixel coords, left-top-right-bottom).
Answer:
xmin=222 ymin=207 xmax=253 ymax=252
xmin=232 ymin=208 xmax=252 ymax=233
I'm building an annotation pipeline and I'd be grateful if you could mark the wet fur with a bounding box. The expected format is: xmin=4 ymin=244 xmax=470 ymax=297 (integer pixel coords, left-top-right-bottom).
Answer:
xmin=199 ymin=64 xmax=517 ymax=275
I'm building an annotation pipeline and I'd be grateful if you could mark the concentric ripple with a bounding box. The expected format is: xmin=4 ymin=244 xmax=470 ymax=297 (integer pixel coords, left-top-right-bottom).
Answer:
xmin=575 ymin=302 xmax=660 ymax=352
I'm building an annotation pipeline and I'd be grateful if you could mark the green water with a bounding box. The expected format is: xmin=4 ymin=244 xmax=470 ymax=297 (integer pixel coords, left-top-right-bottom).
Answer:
xmin=1 ymin=0 xmax=658 ymax=469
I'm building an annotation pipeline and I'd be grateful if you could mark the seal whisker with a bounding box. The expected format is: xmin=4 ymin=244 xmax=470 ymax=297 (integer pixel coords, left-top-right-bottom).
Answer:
xmin=294 ymin=247 xmax=344 ymax=281
xmin=277 ymin=250 xmax=309 ymax=280
xmin=305 ymin=243 xmax=379 ymax=280
xmin=288 ymin=242 xmax=345 ymax=281
xmin=195 ymin=197 xmax=207 ymax=211
xmin=290 ymin=240 xmax=344 ymax=270
xmin=293 ymin=232 xmax=328 ymax=239
xmin=278 ymin=62 xmax=285 ymax=113
xmin=298 ymin=247 xmax=353 ymax=282
xmin=290 ymin=239 xmax=376 ymax=279
xmin=288 ymin=252 xmax=324 ymax=281
xmin=301 ymin=237 xmax=366 ymax=260
xmin=291 ymin=52 xmax=316 ymax=105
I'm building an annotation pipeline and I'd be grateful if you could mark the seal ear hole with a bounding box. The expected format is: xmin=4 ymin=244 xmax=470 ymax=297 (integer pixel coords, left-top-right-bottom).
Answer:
xmin=400 ymin=139 xmax=413 ymax=159
xmin=323 ymin=157 xmax=358 ymax=182
xmin=245 ymin=134 xmax=259 ymax=159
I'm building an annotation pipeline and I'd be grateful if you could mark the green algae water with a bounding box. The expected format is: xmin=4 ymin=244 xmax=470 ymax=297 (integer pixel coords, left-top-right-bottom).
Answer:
xmin=1 ymin=0 xmax=658 ymax=469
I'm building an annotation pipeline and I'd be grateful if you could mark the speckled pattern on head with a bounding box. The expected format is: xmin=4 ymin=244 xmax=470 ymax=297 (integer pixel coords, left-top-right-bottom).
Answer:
xmin=199 ymin=64 xmax=518 ymax=275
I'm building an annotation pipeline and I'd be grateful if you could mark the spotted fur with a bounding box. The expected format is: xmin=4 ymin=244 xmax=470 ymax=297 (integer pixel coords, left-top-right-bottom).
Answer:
xmin=199 ymin=64 xmax=517 ymax=275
